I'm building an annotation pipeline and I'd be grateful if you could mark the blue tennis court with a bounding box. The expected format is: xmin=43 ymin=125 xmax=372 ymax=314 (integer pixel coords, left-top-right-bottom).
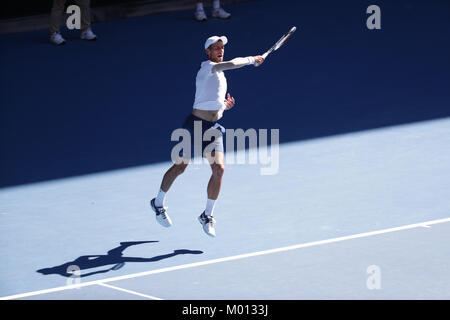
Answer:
xmin=1 ymin=0 xmax=450 ymax=300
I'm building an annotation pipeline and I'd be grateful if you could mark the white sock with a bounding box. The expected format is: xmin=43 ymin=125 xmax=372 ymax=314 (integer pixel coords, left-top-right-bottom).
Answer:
xmin=213 ymin=0 xmax=221 ymax=9
xmin=205 ymin=198 xmax=216 ymax=216
xmin=196 ymin=2 xmax=204 ymax=11
xmin=155 ymin=189 xmax=166 ymax=207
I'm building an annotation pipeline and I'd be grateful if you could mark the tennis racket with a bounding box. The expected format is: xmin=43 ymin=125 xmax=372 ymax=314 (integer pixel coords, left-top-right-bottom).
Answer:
xmin=255 ymin=26 xmax=297 ymax=66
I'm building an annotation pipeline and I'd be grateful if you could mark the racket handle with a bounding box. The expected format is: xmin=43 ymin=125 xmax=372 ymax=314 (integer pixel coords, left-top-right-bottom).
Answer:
xmin=255 ymin=52 xmax=269 ymax=67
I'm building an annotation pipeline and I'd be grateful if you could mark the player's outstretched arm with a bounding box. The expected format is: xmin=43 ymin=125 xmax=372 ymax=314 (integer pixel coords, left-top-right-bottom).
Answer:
xmin=212 ymin=55 xmax=264 ymax=73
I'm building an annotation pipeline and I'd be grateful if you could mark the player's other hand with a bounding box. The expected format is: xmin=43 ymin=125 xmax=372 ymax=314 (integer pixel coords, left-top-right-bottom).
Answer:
xmin=225 ymin=93 xmax=235 ymax=110
xmin=254 ymin=55 xmax=265 ymax=67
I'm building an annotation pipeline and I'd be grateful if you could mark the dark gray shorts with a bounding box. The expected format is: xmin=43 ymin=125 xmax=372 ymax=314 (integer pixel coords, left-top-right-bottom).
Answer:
xmin=176 ymin=113 xmax=225 ymax=159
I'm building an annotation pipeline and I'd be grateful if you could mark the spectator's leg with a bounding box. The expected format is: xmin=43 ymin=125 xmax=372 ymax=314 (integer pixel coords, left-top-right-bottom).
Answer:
xmin=76 ymin=0 xmax=92 ymax=32
xmin=49 ymin=0 xmax=66 ymax=34
xmin=211 ymin=0 xmax=231 ymax=19
xmin=195 ymin=0 xmax=207 ymax=21
xmin=77 ymin=0 xmax=97 ymax=40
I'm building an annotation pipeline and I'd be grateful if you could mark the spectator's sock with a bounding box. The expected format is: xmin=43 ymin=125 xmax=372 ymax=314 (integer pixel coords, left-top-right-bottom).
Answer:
xmin=205 ymin=199 xmax=216 ymax=216
xmin=197 ymin=2 xmax=204 ymax=11
xmin=213 ymin=0 xmax=220 ymax=9
xmin=155 ymin=189 xmax=166 ymax=207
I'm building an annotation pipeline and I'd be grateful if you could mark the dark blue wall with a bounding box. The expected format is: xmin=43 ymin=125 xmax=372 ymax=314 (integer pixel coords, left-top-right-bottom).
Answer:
xmin=1 ymin=0 xmax=450 ymax=187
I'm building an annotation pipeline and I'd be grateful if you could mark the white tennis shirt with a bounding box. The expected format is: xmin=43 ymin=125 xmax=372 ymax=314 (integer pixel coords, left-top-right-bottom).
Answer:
xmin=192 ymin=60 xmax=227 ymax=111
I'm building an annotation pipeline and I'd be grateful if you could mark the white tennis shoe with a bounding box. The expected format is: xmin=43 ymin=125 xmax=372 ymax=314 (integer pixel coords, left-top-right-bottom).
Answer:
xmin=195 ymin=9 xmax=207 ymax=21
xmin=150 ymin=198 xmax=172 ymax=228
xmin=198 ymin=212 xmax=216 ymax=237
xmin=211 ymin=7 xmax=231 ymax=19
xmin=80 ymin=28 xmax=97 ymax=41
xmin=50 ymin=32 xmax=66 ymax=45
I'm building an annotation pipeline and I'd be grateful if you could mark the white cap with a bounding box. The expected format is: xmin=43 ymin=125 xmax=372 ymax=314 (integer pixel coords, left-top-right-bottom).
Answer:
xmin=204 ymin=36 xmax=228 ymax=50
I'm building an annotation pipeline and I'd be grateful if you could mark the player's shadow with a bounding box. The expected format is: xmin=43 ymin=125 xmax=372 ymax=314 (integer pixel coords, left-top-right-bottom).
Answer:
xmin=36 ymin=241 xmax=203 ymax=278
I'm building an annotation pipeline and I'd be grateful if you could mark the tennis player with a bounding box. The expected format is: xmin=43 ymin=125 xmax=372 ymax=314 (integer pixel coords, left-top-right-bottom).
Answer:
xmin=151 ymin=35 xmax=264 ymax=237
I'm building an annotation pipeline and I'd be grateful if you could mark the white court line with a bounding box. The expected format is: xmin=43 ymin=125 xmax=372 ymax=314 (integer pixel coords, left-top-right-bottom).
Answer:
xmin=97 ymin=283 xmax=163 ymax=300
xmin=1 ymin=217 xmax=449 ymax=300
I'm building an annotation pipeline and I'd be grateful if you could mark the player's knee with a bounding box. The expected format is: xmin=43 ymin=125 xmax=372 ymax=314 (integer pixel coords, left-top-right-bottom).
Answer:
xmin=174 ymin=163 xmax=188 ymax=175
xmin=212 ymin=164 xmax=225 ymax=178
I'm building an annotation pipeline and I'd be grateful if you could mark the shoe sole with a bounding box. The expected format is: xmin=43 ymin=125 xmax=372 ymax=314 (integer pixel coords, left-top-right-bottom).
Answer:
xmin=211 ymin=15 xmax=231 ymax=19
xmin=51 ymin=41 xmax=66 ymax=45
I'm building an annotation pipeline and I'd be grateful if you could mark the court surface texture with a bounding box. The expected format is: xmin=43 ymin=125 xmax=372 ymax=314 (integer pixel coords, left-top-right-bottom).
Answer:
xmin=1 ymin=0 xmax=449 ymax=299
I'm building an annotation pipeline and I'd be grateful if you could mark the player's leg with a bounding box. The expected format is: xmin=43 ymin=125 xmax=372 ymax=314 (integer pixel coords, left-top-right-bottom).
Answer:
xmin=159 ymin=159 xmax=190 ymax=203
xmin=206 ymin=151 xmax=225 ymax=202
xmin=198 ymin=151 xmax=224 ymax=237
xmin=151 ymin=113 xmax=195 ymax=228
xmin=151 ymin=157 xmax=190 ymax=227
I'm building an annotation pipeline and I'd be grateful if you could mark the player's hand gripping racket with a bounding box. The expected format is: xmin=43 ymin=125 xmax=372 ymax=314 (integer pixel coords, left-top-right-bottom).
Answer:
xmin=255 ymin=26 xmax=297 ymax=66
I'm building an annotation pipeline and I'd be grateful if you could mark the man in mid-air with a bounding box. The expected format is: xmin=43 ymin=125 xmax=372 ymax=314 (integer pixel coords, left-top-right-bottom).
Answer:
xmin=151 ymin=35 xmax=264 ymax=237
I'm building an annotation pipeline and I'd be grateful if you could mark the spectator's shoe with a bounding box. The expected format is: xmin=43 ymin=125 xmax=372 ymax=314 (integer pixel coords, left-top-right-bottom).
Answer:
xmin=211 ymin=7 xmax=231 ymax=19
xmin=198 ymin=211 xmax=216 ymax=237
xmin=195 ymin=9 xmax=208 ymax=21
xmin=150 ymin=198 xmax=172 ymax=227
xmin=50 ymin=32 xmax=66 ymax=45
xmin=80 ymin=28 xmax=97 ymax=41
